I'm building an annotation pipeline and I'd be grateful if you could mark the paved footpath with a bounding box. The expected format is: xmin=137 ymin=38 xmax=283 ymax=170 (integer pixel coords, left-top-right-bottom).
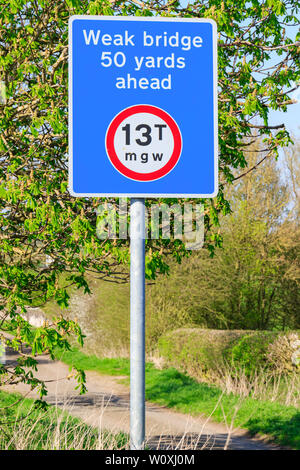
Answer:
xmin=2 ymin=346 xmax=281 ymax=450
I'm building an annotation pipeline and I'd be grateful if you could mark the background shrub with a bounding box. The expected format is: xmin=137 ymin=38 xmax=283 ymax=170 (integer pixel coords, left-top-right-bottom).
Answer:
xmin=226 ymin=332 xmax=279 ymax=375
xmin=158 ymin=328 xmax=300 ymax=380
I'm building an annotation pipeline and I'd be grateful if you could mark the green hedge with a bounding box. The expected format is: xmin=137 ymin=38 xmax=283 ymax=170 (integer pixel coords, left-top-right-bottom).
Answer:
xmin=158 ymin=328 xmax=300 ymax=379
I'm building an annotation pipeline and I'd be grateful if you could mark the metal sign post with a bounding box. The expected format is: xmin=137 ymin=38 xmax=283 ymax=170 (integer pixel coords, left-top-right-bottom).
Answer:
xmin=69 ymin=15 xmax=218 ymax=451
xmin=129 ymin=198 xmax=145 ymax=450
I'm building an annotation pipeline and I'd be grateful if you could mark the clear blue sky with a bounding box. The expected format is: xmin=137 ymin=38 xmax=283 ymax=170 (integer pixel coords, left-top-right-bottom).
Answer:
xmin=269 ymin=97 xmax=300 ymax=137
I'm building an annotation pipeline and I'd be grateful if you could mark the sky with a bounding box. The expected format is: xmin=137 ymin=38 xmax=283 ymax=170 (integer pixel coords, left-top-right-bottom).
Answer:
xmin=269 ymin=95 xmax=300 ymax=138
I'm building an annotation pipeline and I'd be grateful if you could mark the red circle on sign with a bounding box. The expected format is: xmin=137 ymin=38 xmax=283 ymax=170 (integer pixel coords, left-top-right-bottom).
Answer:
xmin=105 ymin=105 xmax=182 ymax=181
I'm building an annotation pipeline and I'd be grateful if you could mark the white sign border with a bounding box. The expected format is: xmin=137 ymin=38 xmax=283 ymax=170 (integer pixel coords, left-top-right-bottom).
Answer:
xmin=68 ymin=15 xmax=218 ymax=199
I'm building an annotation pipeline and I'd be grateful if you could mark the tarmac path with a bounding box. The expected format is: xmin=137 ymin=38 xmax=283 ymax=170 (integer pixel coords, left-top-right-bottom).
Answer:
xmin=2 ymin=345 xmax=281 ymax=450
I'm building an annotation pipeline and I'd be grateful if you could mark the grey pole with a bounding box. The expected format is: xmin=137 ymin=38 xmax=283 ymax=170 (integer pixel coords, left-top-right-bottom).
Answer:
xmin=130 ymin=198 xmax=145 ymax=450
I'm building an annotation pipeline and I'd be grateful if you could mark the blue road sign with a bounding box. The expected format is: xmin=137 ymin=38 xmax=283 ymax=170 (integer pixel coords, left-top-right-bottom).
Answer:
xmin=69 ymin=16 xmax=218 ymax=198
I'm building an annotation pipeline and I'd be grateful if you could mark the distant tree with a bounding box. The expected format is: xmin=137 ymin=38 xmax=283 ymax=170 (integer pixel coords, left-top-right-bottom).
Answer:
xmin=0 ymin=1 xmax=299 ymax=396
xmin=149 ymin=143 xmax=300 ymax=331
xmin=284 ymin=135 xmax=300 ymax=220
xmin=213 ymin=148 xmax=291 ymax=330
xmin=275 ymin=138 xmax=300 ymax=328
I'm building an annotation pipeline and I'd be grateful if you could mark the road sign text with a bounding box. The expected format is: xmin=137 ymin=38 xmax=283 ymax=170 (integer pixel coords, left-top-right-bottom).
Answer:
xmin=83 ymin=28 xmax=205 ymax=90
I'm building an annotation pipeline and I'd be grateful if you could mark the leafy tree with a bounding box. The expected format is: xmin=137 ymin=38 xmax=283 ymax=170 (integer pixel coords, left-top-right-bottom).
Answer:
xmin=0 ymin=0 xmax=299 ymax=397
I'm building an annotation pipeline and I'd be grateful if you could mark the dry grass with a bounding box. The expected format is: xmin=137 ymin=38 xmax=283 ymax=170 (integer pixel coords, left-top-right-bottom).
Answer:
xmin=0 ymin=392 xmax=242 ymax=451
xmin=0 ymin=400 xmax=129 ymax=450
xmin=212 ymin=364 xmax=300 ymax=408
xmin=86 ymin=345 xmax=130 ymax=359
xmin=146 ymin=351 xmax=165 ymax=370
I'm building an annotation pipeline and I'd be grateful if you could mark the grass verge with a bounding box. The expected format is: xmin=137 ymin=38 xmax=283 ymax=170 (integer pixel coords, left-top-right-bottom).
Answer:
xmin=55 ymin=347 xmax=300 ymax=449
xmin=0 ymin=389 xmax=129 ymax=450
